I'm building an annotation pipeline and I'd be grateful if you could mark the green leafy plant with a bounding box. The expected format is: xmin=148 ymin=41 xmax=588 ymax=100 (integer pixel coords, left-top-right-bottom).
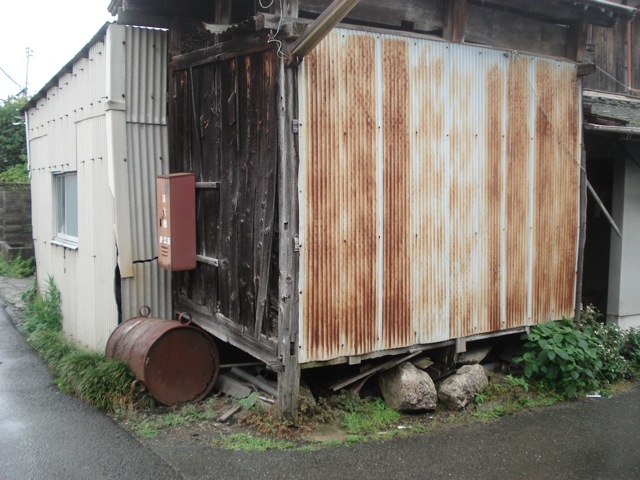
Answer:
xmin=515 ymin=306 xmax=640 ymax=399
xmin=515 ymin=318 xmax=602 ymax=398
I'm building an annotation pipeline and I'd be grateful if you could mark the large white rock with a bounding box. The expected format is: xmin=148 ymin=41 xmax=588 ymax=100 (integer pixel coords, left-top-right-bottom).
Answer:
xmin=378 ymin=361 xmax=437 ymax=411
xmin=438 ymin=364 xmax=489 ymax=410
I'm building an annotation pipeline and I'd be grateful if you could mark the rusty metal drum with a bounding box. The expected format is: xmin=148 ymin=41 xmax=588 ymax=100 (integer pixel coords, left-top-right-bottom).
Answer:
xmin=105 ymin=308 xmax=219 ymax=405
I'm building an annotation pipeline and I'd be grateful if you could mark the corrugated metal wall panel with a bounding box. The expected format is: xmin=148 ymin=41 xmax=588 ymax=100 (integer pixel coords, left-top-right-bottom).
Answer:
xmin=26 ymin=31 xmax=111 ymax=350
xmin=122 ymin=263 xmax=172 ymax=321
xmin=299 ymin=29 xmax=580 ymax=363
xmin=125 ymin=26 xmax=168 ymax=125
xmin=122 ymin=26 xmax=171 ymax=321
xmin=26 ymin=25 xmax=170 ymax=350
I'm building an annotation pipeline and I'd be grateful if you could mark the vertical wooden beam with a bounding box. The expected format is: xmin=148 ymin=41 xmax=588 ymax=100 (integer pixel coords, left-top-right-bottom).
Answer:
xmin=280 ymin=0 xmax=299 ymax=18
xmin=567 ymin=19 xmax=588 ymax=62
xmin=216 ymin=0 xmax=232 ymax=24
xmin=443 ymin=0 xmax=468 ymax=43
xmin=276 ymin=56 xmax=300 ymax=422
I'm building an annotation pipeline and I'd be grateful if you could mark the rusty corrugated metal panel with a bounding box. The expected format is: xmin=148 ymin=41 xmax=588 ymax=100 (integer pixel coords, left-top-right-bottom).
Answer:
xmin=300 ymin=31 xmax=378 ymax=362
xmin=299 ymin=29 xmax=580 ymax=363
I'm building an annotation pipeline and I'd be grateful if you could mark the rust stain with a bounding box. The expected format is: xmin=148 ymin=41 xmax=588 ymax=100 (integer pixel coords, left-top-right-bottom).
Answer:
xmin=303 ymin=32 xmax=377 ymax=361
xmin=382 ymin=38 xmax=411 ymax=350
xmin=506 ymin=55 xmax=531 ymax=329
xmin=300 ymin=30 xmax=580 ymax=363
xmin=485 ymin=64 xmax=504 ymax=333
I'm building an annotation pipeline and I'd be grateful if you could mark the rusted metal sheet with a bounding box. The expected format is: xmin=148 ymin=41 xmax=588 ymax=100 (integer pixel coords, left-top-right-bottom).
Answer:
xmin=106 ymin=311 xmax=220 ymax=405
xmin=299 ymin=29 xmax=580 ymax=363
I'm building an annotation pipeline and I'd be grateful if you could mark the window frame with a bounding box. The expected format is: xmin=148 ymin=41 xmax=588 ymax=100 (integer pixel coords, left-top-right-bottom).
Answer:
xmin=52 ymin=171 xmax=78 ymax=249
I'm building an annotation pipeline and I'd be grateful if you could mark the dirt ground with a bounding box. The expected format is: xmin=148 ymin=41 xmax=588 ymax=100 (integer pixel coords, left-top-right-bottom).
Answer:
xmin=3 ymin=275 xmax=625 ymax=450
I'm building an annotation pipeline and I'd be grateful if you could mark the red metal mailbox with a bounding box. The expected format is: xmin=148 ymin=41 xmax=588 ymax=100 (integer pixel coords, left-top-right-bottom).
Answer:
xmin=157 ymin=173 xmax=196 ymax=271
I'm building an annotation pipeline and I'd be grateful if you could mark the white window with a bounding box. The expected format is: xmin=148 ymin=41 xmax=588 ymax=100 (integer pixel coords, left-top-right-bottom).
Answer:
xmin=53 ymin=172 xmax=78 ymax=247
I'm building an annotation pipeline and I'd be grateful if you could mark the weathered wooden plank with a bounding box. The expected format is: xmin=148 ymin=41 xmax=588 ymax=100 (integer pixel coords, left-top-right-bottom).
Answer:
xmin=280 ymin=0 xmax=299 ymax=17
xmin=171 ymin=35 xmax=273 ymax=71
xmin=276 ymin=59 xmax=301 ymax=422
xmin=466 ymin=3 xmax=568 ymax=58
xmin=299 ymin=0 xmax=443 ymax=33
xmin=218 ymin=58 xmax=241 ymax=322
xmin=176 ymin=296 xmax=278 ymax=365
xmin=566 ymin=19 xmax=588 ymax=62
xmin=443 ymin=0 xmax=468 ymax=43
xmin=253 ymin=49 xmax=279 ymax=339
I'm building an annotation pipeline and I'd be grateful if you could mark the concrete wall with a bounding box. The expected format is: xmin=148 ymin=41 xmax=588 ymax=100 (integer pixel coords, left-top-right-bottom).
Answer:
xmin=0 ymin=184 xmax=33 ymax=260
xmin=607 ymin=142 xmax=640 ymax=329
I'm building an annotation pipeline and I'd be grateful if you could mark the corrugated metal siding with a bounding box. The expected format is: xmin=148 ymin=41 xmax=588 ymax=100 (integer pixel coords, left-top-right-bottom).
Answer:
xmin=299 ymin=29 xmax=580 ymax=363
xmin=125 ymin=26 xmax=167 ymax=125
xmin=122 ymin=26 xmax=171 ymax=321
xmin=26 ymin=25 xmax=170 ymax=350
xmin=27 ymin=35 xmax=113 ymax=349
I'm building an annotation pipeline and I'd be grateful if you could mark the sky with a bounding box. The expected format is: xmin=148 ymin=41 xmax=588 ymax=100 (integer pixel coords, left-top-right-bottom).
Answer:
xmin=0 ymin=1 xmax=114 ymax=101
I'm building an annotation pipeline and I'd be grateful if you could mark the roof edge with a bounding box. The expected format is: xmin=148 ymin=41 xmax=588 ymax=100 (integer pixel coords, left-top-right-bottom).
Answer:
xmin=22 ymin=22 xmax=112 ymax=113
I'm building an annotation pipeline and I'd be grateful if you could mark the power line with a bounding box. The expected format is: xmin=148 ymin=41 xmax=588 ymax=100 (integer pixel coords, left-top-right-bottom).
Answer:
xmin=0 ymin=65 xmax=22 ymax=90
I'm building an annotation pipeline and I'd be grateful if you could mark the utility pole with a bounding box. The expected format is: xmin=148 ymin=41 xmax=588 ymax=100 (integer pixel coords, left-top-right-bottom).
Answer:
xmin=24 ymin=47 xmax=32 ymax=97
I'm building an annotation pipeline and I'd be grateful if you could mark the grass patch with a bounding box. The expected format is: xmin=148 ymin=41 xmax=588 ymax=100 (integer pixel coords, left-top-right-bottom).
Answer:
xmin=21 ymin=276 xmax=144 ymax=413
xmin=212 ymin=433 xmax=294 ymax=451
xmin=0 ymin=253 xmax=34 ymax=279
xmin=125 ymin=399 xmax=219 ymax=437
xmin=341 ymin=397 xmax=401 ymax=436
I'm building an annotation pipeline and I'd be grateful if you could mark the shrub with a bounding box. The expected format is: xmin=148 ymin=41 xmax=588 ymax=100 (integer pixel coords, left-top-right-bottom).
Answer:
xmin=515 ymin=306 xmax=640 ymax=398
xmin=515 ymin=318 xmax=602 ymax=398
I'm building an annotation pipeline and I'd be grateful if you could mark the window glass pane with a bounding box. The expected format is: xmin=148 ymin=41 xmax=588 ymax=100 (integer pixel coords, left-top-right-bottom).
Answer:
xmin=55 ymin=176 xmax=65 ymax=236
xmin=65 ymin=174 xmax=78 ymax=237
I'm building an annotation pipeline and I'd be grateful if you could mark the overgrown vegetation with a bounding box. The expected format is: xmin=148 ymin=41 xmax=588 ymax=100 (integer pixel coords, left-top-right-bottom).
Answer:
xmin=21 ymin=277 xmax=144 ymax=412
xmin=0 ymin=253 xmax=34 ymax=278
xmin=0 ymin=96 xmax=28 ymax=180
xmin=515 ymin=306 xmax=640 ymax=398
xmin=126 ymin=399 xmax=219 ymax=438
xmin=341 ymin=397 xmax=401 ymax=436
xmin=211 ymin=433 xmax=295 ymax=451
xmin=469 ymin=374 xmax=563 ymax=422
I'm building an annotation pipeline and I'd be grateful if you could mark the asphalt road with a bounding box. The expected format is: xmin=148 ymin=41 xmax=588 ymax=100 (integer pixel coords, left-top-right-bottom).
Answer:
xmin=2 ymin=294 xmax=640 ymax=480
xmin=0 ymin=302 xmax=180 ymax=480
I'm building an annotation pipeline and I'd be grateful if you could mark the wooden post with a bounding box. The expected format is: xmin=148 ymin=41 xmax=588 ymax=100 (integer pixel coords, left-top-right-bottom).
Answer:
xmin=575 ymin=146 xmax=587 ymax=325
xmin=567 ymin=19 xmax=588 ymax=62
xmin=443 ymin=0 xmax=468 ymax=43
xmin=276 ymin=55 xmax=300 ymax=423
xmin=280 ymin=0 xmax=299 ymax=17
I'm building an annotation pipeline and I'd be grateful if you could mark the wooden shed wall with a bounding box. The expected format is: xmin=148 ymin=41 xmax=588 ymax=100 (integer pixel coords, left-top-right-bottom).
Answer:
xmin=169 ymin=47 xmax=280 ymax=362
xmin=298 ymin=29 xmax=581 ymax=363
xmin=583 ymin=17 xmax=640 ymax=95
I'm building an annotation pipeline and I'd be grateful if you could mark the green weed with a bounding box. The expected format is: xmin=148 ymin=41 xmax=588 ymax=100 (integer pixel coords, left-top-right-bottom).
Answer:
xmin=211 ymin=433 xmax=294 ymax=451
xmin=341 ymin=397 xmax=400 ymax=435
xmin=126 ymin=398 xmax=218 ymax=437
xmin=21 ymin=276 xmax=143 ymax=413
xmin=0 ymin=253 xmax=34 ymax=278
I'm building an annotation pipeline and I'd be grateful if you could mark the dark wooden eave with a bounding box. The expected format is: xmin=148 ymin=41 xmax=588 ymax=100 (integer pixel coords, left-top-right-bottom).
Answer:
xmin=468 ymin=0 xmax=636 ymax=27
